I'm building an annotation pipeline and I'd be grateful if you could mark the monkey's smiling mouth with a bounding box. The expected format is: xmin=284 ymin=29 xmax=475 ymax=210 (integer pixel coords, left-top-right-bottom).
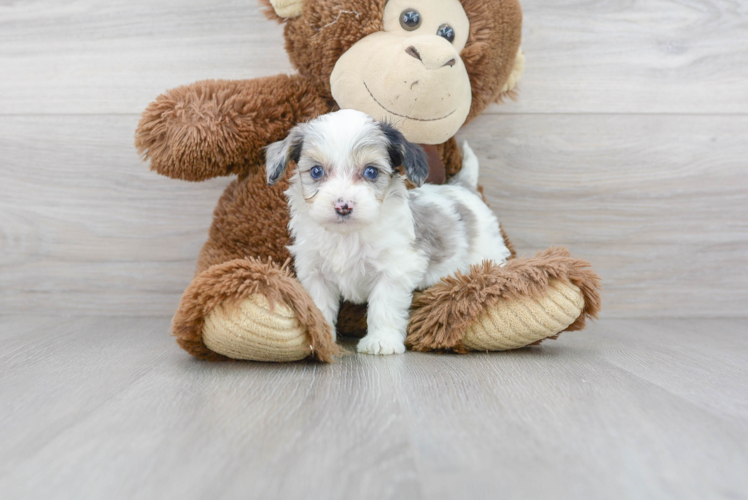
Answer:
xmin=364 ymin=82 xmax=456 ymax=122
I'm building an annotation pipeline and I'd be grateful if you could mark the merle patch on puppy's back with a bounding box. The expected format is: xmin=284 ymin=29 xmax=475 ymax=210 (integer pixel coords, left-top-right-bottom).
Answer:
xmin=410 ymin=196 xmax=458 ymax=267
xmin=453 ymin=201 xmax=478 ymax=247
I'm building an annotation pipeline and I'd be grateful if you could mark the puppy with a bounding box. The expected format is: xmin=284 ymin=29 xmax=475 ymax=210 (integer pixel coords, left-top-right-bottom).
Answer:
xmin=265 ymin=110 xmax=511 ymax=355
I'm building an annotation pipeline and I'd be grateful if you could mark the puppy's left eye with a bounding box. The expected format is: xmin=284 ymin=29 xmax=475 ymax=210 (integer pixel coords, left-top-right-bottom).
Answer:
xmin=310 ymin=166 xmax=325 ymax=179
xmin=363 ymin=166 xmax=379 ymax=180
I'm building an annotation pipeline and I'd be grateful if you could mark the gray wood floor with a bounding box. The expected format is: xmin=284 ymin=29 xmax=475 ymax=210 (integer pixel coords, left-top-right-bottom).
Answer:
xmin=1 ymin=316 xmax=746 ymax=500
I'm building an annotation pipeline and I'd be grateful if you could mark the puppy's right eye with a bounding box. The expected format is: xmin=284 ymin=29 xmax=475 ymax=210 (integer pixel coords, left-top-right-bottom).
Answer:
xmin=310 ymin=166 xmax=325 ymax=180
xmin=363 ymin=166 xmax=379 ymax=180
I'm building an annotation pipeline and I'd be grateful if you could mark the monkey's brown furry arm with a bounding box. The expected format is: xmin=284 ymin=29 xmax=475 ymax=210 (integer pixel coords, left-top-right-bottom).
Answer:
xmin=135 ymin=74 xmax=330 ymax=181
xmin=438 ymin=137 xmax=463 ymax=178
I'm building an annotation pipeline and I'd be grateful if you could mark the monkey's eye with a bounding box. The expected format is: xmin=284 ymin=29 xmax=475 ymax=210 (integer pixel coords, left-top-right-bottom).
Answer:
xmin=436 ymin=24 xmax=455 ymax=43
xmin=310 ymin=166 xmax=325 ymax=180
xmin=363 ymin=166 xmax=379 ymax=180
xmin=400 ymin=9 xmax=421 ymax=31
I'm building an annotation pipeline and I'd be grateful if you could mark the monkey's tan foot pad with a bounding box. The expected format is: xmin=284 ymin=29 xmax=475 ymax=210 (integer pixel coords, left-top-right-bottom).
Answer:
xmin=172 ymin=258 xmax=339 ymax=362
xmin=406 ymin=247 xmax=601 ymax=353
xmin=203 ymin=294 xmax=312 ymax=362
xmin=462 ymin=279 xmax=584 ymax=351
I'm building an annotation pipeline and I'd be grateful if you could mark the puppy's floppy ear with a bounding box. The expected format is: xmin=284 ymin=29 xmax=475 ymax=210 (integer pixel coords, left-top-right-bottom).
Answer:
xmin=380 ymin=122 xmax=429 ymax=187
xmin=265 ymin=124 xmax=306 ymax=186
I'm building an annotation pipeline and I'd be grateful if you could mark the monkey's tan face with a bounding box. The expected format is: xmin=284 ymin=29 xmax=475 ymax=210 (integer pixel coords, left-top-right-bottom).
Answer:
xmin=330 ymin=0 xmax=472 ymax=145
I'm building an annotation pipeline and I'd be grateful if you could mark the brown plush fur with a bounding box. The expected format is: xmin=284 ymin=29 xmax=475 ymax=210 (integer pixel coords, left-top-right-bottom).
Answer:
xmin=438 ymin=138 xmax=465 ymax=178
xmin=136 ymin=0 xmax=601 ymax=361
xmin=500 ymin=223 xmax=518 ymax=259
xmin=136 ymin=75 xmax=331 ymax=182
xmin=196 ymin=169 xmax=293 ymax=273
xmin=406 ymin=247 xmax=601 ymax=352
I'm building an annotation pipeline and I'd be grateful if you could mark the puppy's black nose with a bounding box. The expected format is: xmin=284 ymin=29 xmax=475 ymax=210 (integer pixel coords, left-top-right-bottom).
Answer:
xmin=334 ymin=200 xmax=353 ymax=216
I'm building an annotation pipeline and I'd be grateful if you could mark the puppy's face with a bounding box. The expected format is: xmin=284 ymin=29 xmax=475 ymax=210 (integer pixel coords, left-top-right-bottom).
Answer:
xmin=266 ymin=110 xmax=428 ymax=233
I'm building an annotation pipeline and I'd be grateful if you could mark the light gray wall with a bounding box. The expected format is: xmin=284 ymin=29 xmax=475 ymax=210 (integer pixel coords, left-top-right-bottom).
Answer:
xmin=1 ymin=0 xmax=746 ymax=317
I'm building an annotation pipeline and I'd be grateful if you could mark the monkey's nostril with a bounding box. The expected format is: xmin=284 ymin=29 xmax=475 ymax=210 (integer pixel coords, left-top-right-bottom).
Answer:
xmin=405 ymin=46 xmax=422 ymax=61
xmin=443 ymin=58 xmax=456 ymax=68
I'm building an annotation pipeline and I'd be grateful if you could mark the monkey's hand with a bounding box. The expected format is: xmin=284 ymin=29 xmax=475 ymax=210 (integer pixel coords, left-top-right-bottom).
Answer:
xmin=135 ymin=74 xmax=328 ymax=181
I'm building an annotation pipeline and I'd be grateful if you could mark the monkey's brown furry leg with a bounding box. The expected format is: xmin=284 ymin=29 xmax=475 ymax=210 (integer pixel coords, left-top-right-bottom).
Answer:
xmin=172 ymin=258 xmax=339 ymax=362
xmin=406 ymin=247 xmax=601 ymax=353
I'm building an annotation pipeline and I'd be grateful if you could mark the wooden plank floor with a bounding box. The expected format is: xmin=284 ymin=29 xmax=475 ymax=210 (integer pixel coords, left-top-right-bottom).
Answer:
xmin=1 ymin=316 xmax=746 ymax=500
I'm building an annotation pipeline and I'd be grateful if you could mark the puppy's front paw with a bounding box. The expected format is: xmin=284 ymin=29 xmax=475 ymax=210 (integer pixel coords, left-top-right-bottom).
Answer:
xmin=357 ymin=335 xmax=406 ymax=356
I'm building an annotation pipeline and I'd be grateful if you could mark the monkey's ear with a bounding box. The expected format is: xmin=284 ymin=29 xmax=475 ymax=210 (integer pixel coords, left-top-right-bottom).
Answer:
xmin=265 ymin=125 xmax=305 ymax=186
xmin=259 ymin=0 xmax=303 ymax=21
xmin=380 ymin=122 xmax=429 ymax=187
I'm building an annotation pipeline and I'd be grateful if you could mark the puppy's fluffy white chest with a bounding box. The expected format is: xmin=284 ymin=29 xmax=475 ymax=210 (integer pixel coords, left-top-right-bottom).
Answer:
xmin=307 ymin=230 xmax=382 ymax=304
xmin=290 ymin=206 xmax=426 ymax=305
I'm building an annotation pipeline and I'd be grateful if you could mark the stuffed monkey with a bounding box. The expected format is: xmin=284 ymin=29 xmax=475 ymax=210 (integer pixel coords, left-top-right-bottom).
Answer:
xmin=135 ymin=0 xmax=601 ymax=362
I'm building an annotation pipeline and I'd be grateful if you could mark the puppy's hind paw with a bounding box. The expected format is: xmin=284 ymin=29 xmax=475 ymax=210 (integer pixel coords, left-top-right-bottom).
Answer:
xmin=357 ymin=335 xmax=406 ymax=356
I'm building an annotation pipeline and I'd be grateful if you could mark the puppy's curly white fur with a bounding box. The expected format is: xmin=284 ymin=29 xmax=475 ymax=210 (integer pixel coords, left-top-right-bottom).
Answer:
xmin=266 ymin=110 xmax=511 ymax=355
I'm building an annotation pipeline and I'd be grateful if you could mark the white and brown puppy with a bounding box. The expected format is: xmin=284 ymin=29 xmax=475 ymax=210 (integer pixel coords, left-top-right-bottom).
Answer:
xmin=265 ymin=109 xmax=511 ymax=355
